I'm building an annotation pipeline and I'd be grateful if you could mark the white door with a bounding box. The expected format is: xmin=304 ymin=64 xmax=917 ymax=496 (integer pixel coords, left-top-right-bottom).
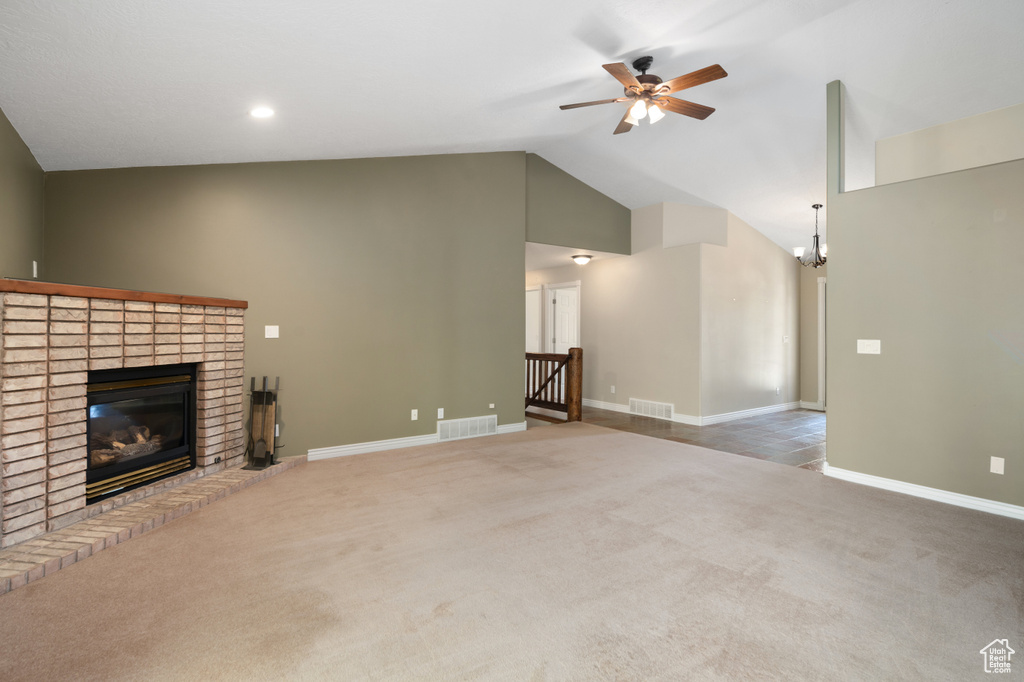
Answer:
xmin=525 ymin=288 xmax=543 ymax=353
xmin=547 ymin=284 xmax=580 ymax=354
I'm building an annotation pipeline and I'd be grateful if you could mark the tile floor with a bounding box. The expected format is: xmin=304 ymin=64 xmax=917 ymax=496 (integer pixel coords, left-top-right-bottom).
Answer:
xmin=577 ymin=406 xmax=827 ymax=471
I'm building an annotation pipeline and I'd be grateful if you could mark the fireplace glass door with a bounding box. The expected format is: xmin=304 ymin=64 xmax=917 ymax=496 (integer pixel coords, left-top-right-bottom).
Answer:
xmin=86 ymin=364 xmax=196 ymax=501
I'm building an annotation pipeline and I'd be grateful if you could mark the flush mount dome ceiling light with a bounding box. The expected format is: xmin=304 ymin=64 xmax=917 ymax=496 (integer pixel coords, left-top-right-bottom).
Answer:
xmin=250 ymin=106 xmax=275 ymax=118
xmin=572 ymin=254 xmax=593 ymax=265
xmin=559 ymin=56 xmax=728 ymax=135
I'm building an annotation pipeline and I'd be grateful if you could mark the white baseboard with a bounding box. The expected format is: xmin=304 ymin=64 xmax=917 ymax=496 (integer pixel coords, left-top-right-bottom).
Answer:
xmin=581 ymin=398 xmax=629 ymax=414
xmin=699 ymin=402 xmax=801 ymax=425
xmin=582 ymin=398 xmax=700 ymax=425
xmin=308 ymin=421 xmax=527 ymax=461
xmin=824 ymin=464 xmax=1024 ymax=521
xmin=799 ymin=400 xmax=825 ymax=411
xmin=308 ymin=433 xmax=438 ymax=461
xmin=582 ymin=398 xmax=798 ymax=426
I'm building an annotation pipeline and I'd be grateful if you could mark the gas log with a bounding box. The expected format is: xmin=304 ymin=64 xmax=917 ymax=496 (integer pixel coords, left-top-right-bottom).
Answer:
xmin=90 ymin=425 xmax=164 ymax=468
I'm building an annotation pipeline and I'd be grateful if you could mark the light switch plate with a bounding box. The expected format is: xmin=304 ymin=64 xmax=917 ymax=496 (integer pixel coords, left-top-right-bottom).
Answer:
xmin=265 ymin=325 xmax=280 ymax=339
xmin=857 ymin=339 xmax=881 ymax=354
xmin=437 ymin=408 xmax=444 ymax=419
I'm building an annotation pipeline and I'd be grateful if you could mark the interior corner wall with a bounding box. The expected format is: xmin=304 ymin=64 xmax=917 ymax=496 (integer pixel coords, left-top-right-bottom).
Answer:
xmin=527 ymin=204 xmax=800 ymax=422
xmin=630 ymin=204 xmax=664 ymax=254
xmin=43 ymin=152 xmax=527 ymax=455
xmin=525 ymin=154 xmax=631 ymax=255
xmin=799 ymin=263 xmax=826 ymax=405
xmin=0 ymin=107 xmax=44 ymax=279
xmin=526 ymin=244 xmax=702 ymax=418
xmin=700 ymin=213 xmax=800 ymax=417
xmin=662 ymin=203 xmax=728 ymax=247
xmin=828 ymin=158 xmax=1024 ymax=507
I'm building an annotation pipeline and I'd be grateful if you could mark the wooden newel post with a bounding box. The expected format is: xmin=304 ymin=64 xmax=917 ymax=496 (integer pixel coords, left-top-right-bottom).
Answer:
xmin=566 ymin=347 xmax=583 ymax=422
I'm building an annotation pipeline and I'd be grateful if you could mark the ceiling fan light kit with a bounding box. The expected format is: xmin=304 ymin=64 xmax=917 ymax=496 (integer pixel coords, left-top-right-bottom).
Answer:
xmin=559 ymin=56 xmax=727 ymax=135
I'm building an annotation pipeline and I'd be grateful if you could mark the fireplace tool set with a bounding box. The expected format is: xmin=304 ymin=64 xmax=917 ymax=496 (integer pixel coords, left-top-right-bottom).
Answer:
xmin=245 ymin=376 xmax=279 ymax=469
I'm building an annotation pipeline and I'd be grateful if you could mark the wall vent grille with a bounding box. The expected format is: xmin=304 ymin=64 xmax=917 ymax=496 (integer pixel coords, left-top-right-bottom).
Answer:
xmin=437 ymin=415 xmax=499 ymax=442
xmin=629 ymin=398 xmax=674 ymax=420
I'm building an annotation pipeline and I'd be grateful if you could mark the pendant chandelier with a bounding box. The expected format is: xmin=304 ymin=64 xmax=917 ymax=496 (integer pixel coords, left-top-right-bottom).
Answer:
xmin=795 ymin=203 xmax=827 ymax=268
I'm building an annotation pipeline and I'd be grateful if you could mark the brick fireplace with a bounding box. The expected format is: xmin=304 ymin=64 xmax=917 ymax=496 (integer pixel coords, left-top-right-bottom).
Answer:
xmin=0 ymin=281 xmax=246 ymax=548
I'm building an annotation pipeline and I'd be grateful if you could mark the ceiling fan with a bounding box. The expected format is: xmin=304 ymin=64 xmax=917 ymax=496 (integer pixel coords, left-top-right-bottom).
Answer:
xmin=560 ymin=56 xmax=728 ymax=134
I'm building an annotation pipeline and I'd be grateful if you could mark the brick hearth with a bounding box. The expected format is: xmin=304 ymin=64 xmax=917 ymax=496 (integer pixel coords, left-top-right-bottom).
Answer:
xmin=0 ymin=454 xmax=303 ymax=595
xmin=0 ymin=282 xmax=247 ymax=548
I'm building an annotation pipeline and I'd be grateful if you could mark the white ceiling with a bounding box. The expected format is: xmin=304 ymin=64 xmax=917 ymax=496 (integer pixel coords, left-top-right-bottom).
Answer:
xmin=525 ymin=242 xmax=625 ymax=272
xmin=1 ymin=0 xmax=1022 ymax=254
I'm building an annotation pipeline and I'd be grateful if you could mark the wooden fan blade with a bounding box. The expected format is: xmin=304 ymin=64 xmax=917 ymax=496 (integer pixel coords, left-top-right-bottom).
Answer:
xmin=603 ymin=63 xmax=641 ymax=91
xmin=613 ymin=108 xmax=635 ymax=135
xmin=559 ymin=97 xmax=627 ymax=110
xmin=655 ymin=97 xmax=716 ymax=120
xmin=659 ymin=64 xmax=728 ymax=94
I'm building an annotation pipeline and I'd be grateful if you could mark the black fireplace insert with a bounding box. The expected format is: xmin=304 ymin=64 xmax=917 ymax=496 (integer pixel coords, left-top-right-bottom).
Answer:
xmin=86 ymin=363 xmax=197 ymax=502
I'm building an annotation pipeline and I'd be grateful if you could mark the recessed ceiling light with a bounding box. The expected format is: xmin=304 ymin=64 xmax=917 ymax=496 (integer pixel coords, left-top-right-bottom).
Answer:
xmin=250 ymin=106 xmax=274 ymax=119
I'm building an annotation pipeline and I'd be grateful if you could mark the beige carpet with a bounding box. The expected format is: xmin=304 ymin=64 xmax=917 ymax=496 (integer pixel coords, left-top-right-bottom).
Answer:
xmin=0 ymin=423 xmax=1021 ymax=680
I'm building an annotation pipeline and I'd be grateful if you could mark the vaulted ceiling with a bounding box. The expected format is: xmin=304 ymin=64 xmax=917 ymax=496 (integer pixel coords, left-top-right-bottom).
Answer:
xmin=1 ymin=0 xmax=1021 ymax=252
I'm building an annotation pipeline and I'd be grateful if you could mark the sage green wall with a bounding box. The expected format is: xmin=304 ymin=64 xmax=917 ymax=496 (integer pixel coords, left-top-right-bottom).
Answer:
xmin=828 ymin=158 xmax=1024 ymax=506
xmin=525 ymin=154 xmax=631 ymax=255
xmin=799 ymin=263 xmax=826 ymax=406
xmin=700 ymin=213 xmax=800 ymax=416
xmin=43 ymin=153 xmax=527 ymax=455
xmin=0 ymin=107 xmax=44 ymax=279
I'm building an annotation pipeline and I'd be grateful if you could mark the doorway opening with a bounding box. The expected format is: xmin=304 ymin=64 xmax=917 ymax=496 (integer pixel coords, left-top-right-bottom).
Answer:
xmin=525 ymin=281 xmax=580 ymax=354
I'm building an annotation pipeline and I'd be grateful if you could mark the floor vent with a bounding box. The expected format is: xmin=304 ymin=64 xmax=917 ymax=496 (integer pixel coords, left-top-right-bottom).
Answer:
xmin=629 ymin=398 xmax=674 ymax=420
xmin=437 ymin=415 xmax=499 ymax=442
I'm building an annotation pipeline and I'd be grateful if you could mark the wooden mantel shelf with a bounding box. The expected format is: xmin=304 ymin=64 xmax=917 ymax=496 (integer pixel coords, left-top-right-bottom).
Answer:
xmin=0 ymin=279 xmax=248 ymax=309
